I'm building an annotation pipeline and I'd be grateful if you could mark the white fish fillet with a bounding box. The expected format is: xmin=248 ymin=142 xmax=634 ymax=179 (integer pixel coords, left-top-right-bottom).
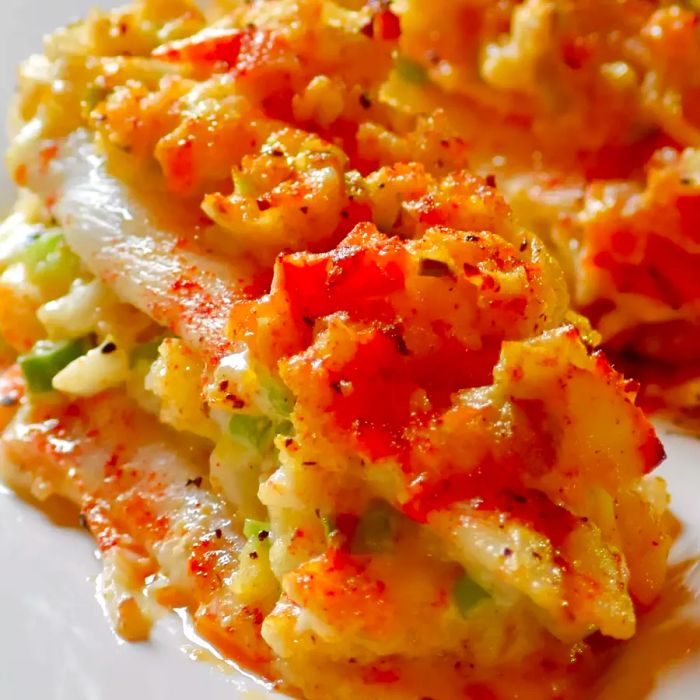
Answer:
xmin=20 ymin=128 xmax=256 ymax=359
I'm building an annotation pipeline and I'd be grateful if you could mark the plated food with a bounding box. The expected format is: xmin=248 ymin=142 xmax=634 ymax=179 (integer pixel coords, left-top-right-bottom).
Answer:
xmin=402 ymin=1 xmax=700 ymax=362
xmin=0 ymin=1 xmax=696 ymax=699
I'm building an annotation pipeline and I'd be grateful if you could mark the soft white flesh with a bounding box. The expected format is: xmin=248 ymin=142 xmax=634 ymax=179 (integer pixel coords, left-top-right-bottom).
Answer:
xmin=19 ymin=128 xmax=255 ymax=357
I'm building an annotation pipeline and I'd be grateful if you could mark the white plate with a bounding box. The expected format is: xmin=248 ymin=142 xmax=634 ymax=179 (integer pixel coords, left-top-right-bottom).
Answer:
xmin=0 ymin=2 xmax=699 ymax=699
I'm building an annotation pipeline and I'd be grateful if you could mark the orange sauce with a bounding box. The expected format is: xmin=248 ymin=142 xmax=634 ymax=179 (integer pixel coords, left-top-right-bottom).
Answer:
xmin=173 ymin=560 xmax=700 ymax=700
xmin=592 ymin=561 xmax=700 ymax=699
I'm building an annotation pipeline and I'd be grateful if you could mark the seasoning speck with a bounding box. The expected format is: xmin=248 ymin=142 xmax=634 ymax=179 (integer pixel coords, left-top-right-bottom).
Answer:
xmin=419 ymin=258 xmax=453 ymax=278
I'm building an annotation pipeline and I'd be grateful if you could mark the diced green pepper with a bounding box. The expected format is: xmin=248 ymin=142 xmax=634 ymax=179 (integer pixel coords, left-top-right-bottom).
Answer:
xmin=453 ymin=574 xmax=489 ymax=617
xmin=352 ymin=500 xmax=397 ymax=554
xmin=19 ymin=338 xmax=89 ymax=393
xmin=20 ymin=230 xmax=81 ymax=297
xmin=228 ymin=414 xmax=274 ymax=448
xmin=395 ymin=56 xmax=429 ymax=84
xmin=244 ymin=519 xmax=272 ymax=542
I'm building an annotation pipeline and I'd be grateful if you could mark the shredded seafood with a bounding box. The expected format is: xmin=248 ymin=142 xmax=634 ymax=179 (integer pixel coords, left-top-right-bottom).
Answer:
xmin=0 ymin=1 xmax=690 ymax=698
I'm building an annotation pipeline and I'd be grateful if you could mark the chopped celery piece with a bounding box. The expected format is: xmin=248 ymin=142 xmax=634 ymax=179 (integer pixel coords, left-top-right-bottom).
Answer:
xmin=352 ymin=501 xmax=397 ymax=554
xmin=276 ymin=419 xmax=294 ymax=436
xmin=453 ymin=575 xmax=489 ymax=617
xmin=20 ymin=231 xmax=61 ymax=269
xmin=20 ymin=230 xmax=81 ymax=296
xmin=395 ymin=56 xmax=429 ymax=84
xmin=129 ymin=338 xmax=164 ymax=367
xmin=263 ymin=376 xmax=294 ymax=417
xmin=244 ymin=519 xmax=271 ymax=541
xmin=229 ymin=414 xmax=274 ymax=448
xmin=19 ymin=338 xmax=89 ymax=393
